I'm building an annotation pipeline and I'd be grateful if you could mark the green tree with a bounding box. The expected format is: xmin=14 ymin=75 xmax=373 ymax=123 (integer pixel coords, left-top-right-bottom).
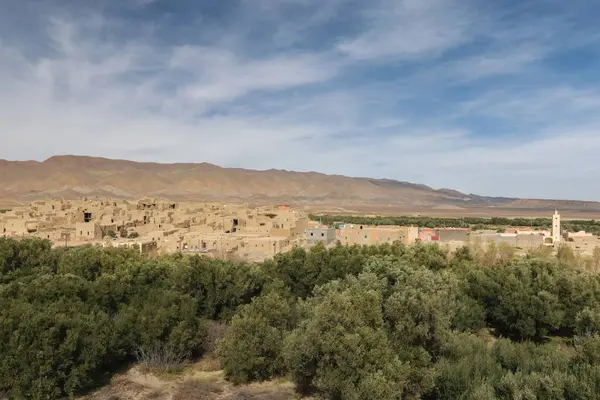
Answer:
xmin=575 ymin=307 xmax=600 ymax=336
xmin=467 ymin=260 xmax=566 ymax=340
xmin=428 ymin=333 xmax=501 ymax=400
xmin=591 ymin=247 xmax=600 ymax=273
xmin=557 ymin=244 xmax=576 ymax=266
xmin=284 ymin=274 xmax=409 ymax=399
xmin=218 ymin=291 xmax=293 ymax=384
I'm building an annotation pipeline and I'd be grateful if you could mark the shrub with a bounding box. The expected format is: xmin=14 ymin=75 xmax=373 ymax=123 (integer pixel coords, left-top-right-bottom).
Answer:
xmin=284 ymin=274 xmax=409 ymax=399
xmin=203 ymin=321 xmax=228 ymax=354
xmin=218 ymin=292 xmax=293 ymax=384
xmin=136 ymin=342 xmax=191 ymax=374
xmin=575 ymin=307 xmax=600 ymax=336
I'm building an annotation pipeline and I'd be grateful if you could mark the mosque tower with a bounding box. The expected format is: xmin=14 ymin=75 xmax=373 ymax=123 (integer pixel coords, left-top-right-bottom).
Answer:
xmin=552 ymin=210 xmax=561 ymax=243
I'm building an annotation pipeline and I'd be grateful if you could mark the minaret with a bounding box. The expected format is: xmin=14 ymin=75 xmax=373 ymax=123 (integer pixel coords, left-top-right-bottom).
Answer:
xmin=552 ymin=210 xmax=561 ymax=243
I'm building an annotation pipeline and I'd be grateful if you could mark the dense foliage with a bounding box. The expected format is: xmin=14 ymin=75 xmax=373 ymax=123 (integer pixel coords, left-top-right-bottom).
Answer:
xmin=217 ymin=242 xmax=600 ymax=399
xmin=3 ymin=237 xmax=600 ymax=399
xmin=311 ymin=214 xmax=600 ymax=234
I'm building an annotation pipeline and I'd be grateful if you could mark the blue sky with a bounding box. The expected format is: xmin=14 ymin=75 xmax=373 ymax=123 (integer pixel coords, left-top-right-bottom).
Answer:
xmin=1 ymin=0 xmax=600 ymax=200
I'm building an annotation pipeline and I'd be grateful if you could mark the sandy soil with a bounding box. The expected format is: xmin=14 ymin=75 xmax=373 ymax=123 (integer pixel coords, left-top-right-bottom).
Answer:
xmin=79 ymin=356 xmax=302 ymax=400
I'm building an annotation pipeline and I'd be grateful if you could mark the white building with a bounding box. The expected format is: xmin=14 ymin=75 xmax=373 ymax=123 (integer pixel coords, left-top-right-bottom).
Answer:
xmin=552 ymin=210 xmax=561 ymax=243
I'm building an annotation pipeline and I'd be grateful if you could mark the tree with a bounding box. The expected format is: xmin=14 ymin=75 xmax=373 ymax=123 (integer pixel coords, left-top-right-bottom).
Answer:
xmin=284 ymin=274 xmax=410 ymax=399
xmin=591 ymin=247 xmax=600 ymax=273
xmin=575 ymin=307 xmax=600 ymax=336
xmin=557 ymin=244 xmax=576 ymax=266
xmin=429 ymin=333 xmax=501 ymax=400
xmin=497 ymin=242 xmax=516 ymax=266
xmin=467 ymin=260 xmax=566 ymax=340
xmin=482 ymin=240 xmax=498 ymax=267
xmin=218 ymin=291 xmax=292 ymax=384
xmin=385 ymin=268 xmax=459 ymax=355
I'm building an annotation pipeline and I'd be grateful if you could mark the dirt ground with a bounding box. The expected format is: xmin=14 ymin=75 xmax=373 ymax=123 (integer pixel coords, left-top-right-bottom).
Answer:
xmin=79 ymin=356 xmax=303 ymax=400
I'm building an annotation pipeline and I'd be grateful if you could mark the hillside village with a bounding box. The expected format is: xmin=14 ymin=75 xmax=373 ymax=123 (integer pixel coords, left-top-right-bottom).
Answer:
xmin=0 ymin=199 xmax=311 ymax=261
xmin=1 ymin=200 xmax=599 ymax=260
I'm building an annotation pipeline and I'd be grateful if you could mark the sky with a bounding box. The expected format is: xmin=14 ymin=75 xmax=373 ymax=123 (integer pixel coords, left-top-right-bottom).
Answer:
xmin=1 ymin=0 xmax=600 ymax=200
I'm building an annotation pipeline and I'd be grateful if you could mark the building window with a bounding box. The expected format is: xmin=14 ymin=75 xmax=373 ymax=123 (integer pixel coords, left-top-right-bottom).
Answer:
xmin=365 ymin=235 xmax=367 ymax=239
xmin=321 ymin=233 xmax=325 ymax=237
xmin=310 ymin=232 xmax=314 ymax=236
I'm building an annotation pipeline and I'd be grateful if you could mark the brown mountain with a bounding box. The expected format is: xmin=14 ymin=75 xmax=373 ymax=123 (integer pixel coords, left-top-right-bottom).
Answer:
xmin=1 ymin=155 xmax=599 ymax=213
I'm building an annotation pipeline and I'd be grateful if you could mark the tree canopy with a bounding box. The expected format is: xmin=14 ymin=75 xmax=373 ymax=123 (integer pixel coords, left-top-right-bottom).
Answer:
xmin=2 ymin=237 xmax=600 ymax=399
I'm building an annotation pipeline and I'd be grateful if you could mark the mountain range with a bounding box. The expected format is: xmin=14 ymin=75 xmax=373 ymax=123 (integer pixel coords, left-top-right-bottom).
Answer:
xmin=1 ymin=155 xmax=599 ymax=213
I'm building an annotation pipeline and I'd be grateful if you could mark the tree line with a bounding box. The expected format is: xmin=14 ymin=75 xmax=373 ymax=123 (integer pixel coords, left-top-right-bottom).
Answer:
xmin=2 ymin=238 xmax=600 ymax=398
xmin=310 ymin=214 xmax=600 ymax=235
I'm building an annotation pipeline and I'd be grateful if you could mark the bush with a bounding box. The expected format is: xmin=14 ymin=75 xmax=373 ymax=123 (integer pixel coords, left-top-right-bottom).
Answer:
xmin=284 ymin=274 xmax=409 ymax=399
xmin=429 ymin=333 xmax=502 ymax=400
xmin=218 ymin=292 xmax=293 ymax=384
xmin=575 ymin=307 xmax=600 ymax=336
xmin=466 ymin=260 xmax=567 ymax=340
xmin=136 ymin=342 xmax=190 ymax=374
xmin=203 ymin=321 xmax=228 ymax=354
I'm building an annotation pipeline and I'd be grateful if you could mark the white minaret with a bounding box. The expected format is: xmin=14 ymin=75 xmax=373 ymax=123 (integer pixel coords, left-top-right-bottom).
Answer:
xmin=552 ymin=210 xmax=561 ymax=243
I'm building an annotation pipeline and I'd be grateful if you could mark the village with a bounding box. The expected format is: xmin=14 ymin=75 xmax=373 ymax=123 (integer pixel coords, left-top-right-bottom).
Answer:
xmin=1 ymin=199 xmax=599 ymax=261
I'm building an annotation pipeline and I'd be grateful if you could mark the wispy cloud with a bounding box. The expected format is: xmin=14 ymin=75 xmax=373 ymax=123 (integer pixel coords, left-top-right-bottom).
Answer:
xmin=338 ymin=0 xmax=473 ymax=61
xmin=170 ymin=46 xmax=339 ymax=103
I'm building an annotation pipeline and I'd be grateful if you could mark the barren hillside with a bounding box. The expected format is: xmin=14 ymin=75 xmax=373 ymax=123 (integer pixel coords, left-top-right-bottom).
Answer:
xmin=1 ymin=155 xmax=599 ymax=213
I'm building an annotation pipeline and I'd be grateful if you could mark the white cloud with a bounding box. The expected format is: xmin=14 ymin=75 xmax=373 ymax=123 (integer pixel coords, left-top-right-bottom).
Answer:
xmin=446 ymin=47 xmax=545 ymax=82
xmin=460 ymin=86 xmax=600 ymax=123
xmin=170 ymin=46 xmax=339 ymax=103
xmin=338 ymin=0 xmax=472 ymax=61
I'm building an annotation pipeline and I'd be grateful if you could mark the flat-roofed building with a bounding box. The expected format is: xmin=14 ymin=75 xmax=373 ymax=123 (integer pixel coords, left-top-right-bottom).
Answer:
xmin=307 ymin=226 xmax=337 ymax=246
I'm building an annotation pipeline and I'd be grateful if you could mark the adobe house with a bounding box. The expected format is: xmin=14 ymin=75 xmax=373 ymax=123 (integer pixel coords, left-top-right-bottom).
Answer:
xmin=437 ymin=228 xmax=470 ymax=243
xmin=306 ymin=226 xmax=337 ymax=246
xmin=3 ymin=218 xmax=28 ymax=236
xmin=75 ymin=222 xmax=103 ymax=240
xmin=337 ymin=224 xmax=410 ymax=246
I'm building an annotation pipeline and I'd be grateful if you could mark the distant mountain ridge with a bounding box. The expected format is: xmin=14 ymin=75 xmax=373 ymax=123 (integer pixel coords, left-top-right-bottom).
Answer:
xmin=0 ymin=155 xmax=599 ymax=212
